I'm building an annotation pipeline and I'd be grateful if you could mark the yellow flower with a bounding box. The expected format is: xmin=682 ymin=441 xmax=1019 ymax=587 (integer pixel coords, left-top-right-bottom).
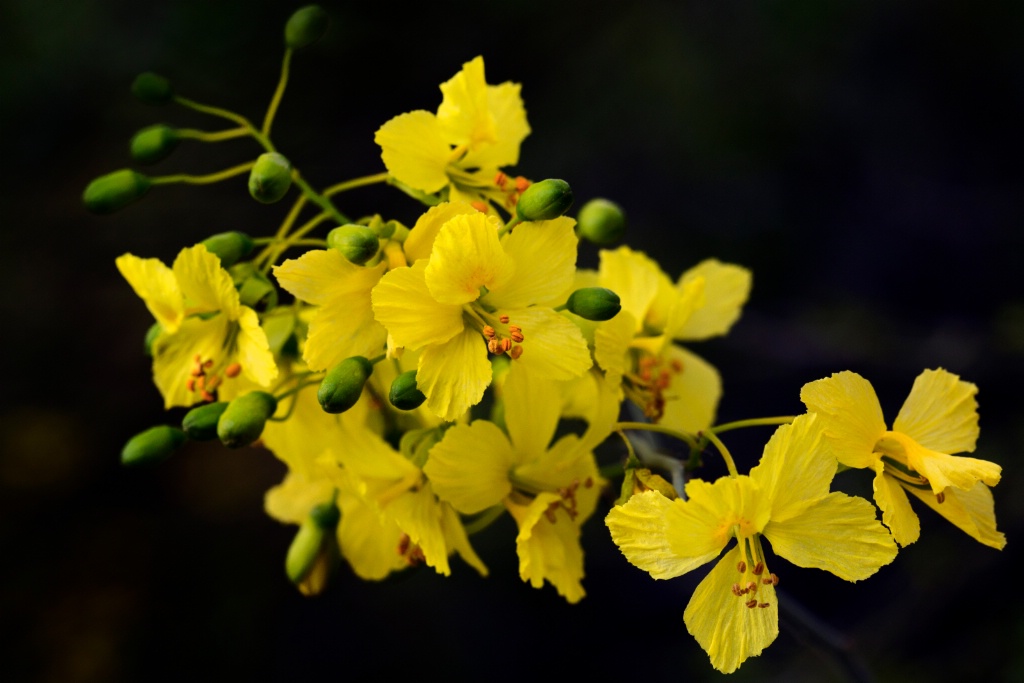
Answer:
xmin=591 ymin=247 xmax=751 ymax=432
xmin=424 ymin=367 xmax=618 ymax=602
xmin=606 ymin=414 xmax=897 ymax=673
xmin=372 ymin=210 xmax=591 ymax=420
xmin=801 ymin=369 xmax=1004 ymax=548
xmin=374 ymin=56 xmax=531 ymax=209
xmin=116 ymin=244 xmax=277 ymax=408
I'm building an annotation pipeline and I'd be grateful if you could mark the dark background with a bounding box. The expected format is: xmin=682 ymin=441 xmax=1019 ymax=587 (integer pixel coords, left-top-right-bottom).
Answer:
xmin=2 ymin=1 xmax=1023 ymax=681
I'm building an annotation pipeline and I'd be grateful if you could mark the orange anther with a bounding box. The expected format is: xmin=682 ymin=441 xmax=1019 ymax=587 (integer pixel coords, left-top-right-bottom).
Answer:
xmin=671 ymin=359 xmax=684 ymax=373
xmin=487 ymin=339 xmax=502 ymax=354
xmin=470 ymin=201 xmax=489 ymax=213
xmin=201 ymin=390 xmax=216 ymax=402
xmin=494 ymin=171 xmax=508 ymax=187
xmin=501 ymin=338 xmax=513 ymax=353
xmin=483 ymin=326 xmax=496 ymax=339
xmin=203 ymin=360 xmax=214 ymax=369
xmin=731 ymin=583 xmax=743 ymax=596
xmin=205 ymin=375 xmax=222 ymax=391
xmin=224 ymin=363 xmax=242 ymax=378
xmin=510 ymin=331 xmax=524 ymax=343
xmin=752 ymin=561 xmax=764 ymax=575
xmin=515 ymin=176 xmax=529 ymax=193
xmin=737 ymin=561 xmax=747 ymax=573
xmin=499 ymin=315 xmax=510 ymax=324
xmin=758 ymin=602 xmax=770 ymax=609
xmin=936 ymin=491 xmax=946 ymax=504
xmin=186 ymin=378 xmax=195 ymax=392
xmin=509 ymin=345 xmax=523 ymax=360
xmin=745 ymin=599 xmax=758 ymax=609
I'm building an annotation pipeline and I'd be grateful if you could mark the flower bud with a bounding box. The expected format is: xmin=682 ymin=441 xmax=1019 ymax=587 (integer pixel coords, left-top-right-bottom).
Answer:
xmin=309 ymin=500 xmax=341 ymax=529
xmin=200 ymin=231 xmax=255 ymax=268
xmin=248 ymin=152 xmax=292 ymax=204
xmin=285 ymin=5 xmax=329 ymax=49
xmin=181 ymin=401 xmax=229 ymax=441
xmin=515 ymin=179 xmax=573 ymax=222
xmin=286 ymin=518 xmax=326 ymax=585
xmin=129 ymin=124 xmax=180 ymax=164
xmin=576 ymin=198 xmax=626 ymax=245
xmin=143 ymin=322 xmax=162 ymax=357
xmin=83 ymin=169 xmax=151 ymax=214
xmin=285 ymin=502 xmax=340 ymax=595
xmin=121 ymin=425 xmax=186 ymax=466
xmin=317 ymin=356 xmax=372 ymax=414
xmin=327 ymin=224 xmax=379 ymax=266
xmin=131 ymin=72 xmax=173 ymax=105
xmin=389 ymin=370 xmax=426 ymax=411
xmin=217 ymin=391 xmax=277 ymax=448
xmin=565 ymin=287 xmax=621 ymax=321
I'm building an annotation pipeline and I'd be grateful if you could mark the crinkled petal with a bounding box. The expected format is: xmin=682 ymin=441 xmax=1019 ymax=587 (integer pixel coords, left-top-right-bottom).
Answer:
xmin=598 ymin=247 xmax=664 ymax=330
xmin=172 ymin=244 xmax=240 ymax=317
xmin=894 ymin=368 xmax=980 ymax=454
xmin=403 ymin=201 xmax=480 ymax=264
xmin=375 ymin=110 xmax=451 ymax=193
xmin=115 ymin=253 xmax=183 ymax=333
xmin=488 ymin=217 xmax=578 ymax=309
xmin=684 ymin=545 xmax=778 ymax=674
xmin=903 ymin=439 xmax=1001 ymax=493
xmin=509 ymin=493 xmax=586 ymax=603
xmin=464 ymin=81 xmax=530 ymax=168
xmin=423 ymin=420 xmax=515 ymax=513
xmin=750 ymin=414 xmax=835 ymax=522
xmin=801 ymin=371 xmax=886 ymax=470
xmin=440 ymin=501 xmax=489 ymax=576
xmin=874 ymin=466 xmax=920 ymax=547
xmin=385 ymin=485 xmax=451 ymax=576
xmin=903 ymin=481 xmax=1006 ymax=549
xmin=372 ymin=261 xmax=463 ymax=349
xmin=425 ymin=212 xmax=513 ymax=305
xmin=418 ymin=327 xmax=493 ymax=421
xmin=658 ymin=345 xmax=722 ymax=433
xmin=764 ymin=492 xmax=897 ymax=581
xmin=502 ymin=365 xmax=562 ymax=462
xmin=605 ymin=490 xmax=725 ymax=579
xmin=437 ymin=56 xmax=495 ymax=150
xmin=235 ymin=306 xmax=277 ymax=387
xmin=671 ymin=259 xmax=752 ymax=340
xmin=503 ymin=308 xmax=592 ymax=381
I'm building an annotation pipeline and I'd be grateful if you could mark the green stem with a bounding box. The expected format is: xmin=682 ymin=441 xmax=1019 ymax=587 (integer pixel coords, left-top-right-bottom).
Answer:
xmin=292 ymin=172 xmax=349 ymax=225
xmin=252 ymin=237 xmax=327 ymax=248
xmin=150 ymin=161 xmax=255 ymax=185
xmin=497 ymin=215 xmax=521 ymax=238
xmin=615 ymin=421 xmax=699 ymax=450
xmin=710 ymin=415 xmax=796 ymax=436
xmin=176 ymin=127 xmax=250 ymax=143
xmin=262 ymin=48 xmax=293 ymax=136
xmin=323 ymin=172 xmax=390 ymax=197
xmin=701 ymin=429 xmax=739 ymax=478
xmin=462 ymin=505 xmax=505 ymax=535
xmin=258 ymin=211 xmax=333 ymax=274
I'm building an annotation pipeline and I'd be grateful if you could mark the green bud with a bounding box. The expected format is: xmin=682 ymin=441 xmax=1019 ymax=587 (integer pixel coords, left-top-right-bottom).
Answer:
xmin=317 ymin=356 xmax=373 ymax=414
xmin=309 ymin=500 xmax=340 ymax=529
xmin=143 ymin=322 xmax=162 ymax=357
xmin=327 ymin=224 xmax=379 ymax=266
xmin=565 ymin=287 xmax=621 ymax=321
xmin=285 ymin=5 xmax=329 ymax=49
xmin=285 ymin=517 xmax=326 ymax=584
xmin=181 ymin=402 xmax=229 ymax=441
xmin=200 ymin=231 xmax=255 ymax=268
xmin=388 ymin=370 xmax=426 ymax=411
xmin=217 ymin=391 xmax=277 ymax=448
xmin=248 ymin=152 xmax=292 ymax=204
xmin=576 ymin=198 xmax=626 ymax=245
xmin=129 ymin=124 xmax=180 ymax=164
xmin=131 ymin=72 xmax=174 ymax=105
xmin=515 ymin=178 xmax=574 ymax=222
xmin=83 ymin=169 xmax=151 ymax=214
xmin=121 ymin=425 xmax=186 ymax=466
xmin=228 ymin=262 xmax=278 ymax=311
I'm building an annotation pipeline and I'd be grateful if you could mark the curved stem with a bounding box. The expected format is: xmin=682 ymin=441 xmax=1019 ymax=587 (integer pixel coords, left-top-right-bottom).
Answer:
xmin=323 ymin=172 xmax=390 ymax=197
xmin=700 ymin=429 xmax=739 ymax=477
xmin=177 ymin=127 xmax=251 ymax=143
xmin=615 ymin=421 xmax=699 ymax=450
xmin=711 ymin=415 xmax=796 ymax=436
xmin=292 ymin=172 xmax=349 ymax=225
xmin=262 ymin=48 xmax=293 ymax=136
xmin=150 ymin=161 xmax=255 ymax=185
xmin=462 ymin=505 xmax=506 ymax=536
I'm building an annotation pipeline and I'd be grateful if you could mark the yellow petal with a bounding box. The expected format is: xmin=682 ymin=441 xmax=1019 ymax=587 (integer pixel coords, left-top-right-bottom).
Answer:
xmin=336 ymin=481 xmax=408 ymax=580
xmin=683 ymin=545 xmax=778 ymax=674
xmin=375 ymin=110 xmax=451 ymax=193
xmin=764 ymin=492 xmax=898 ymax=580
xmin=502 ymin=365 xmax=562 ymax=462
xmin=385 ymin=485 xmax=451 ymax=576
xmin=598 ymin=247 xmax=664 ymax=330
xmin=403 ymin=201 xmax=480 ymax=264
xmin=172 ymin=244 xmax=239 ymax=317
xmin=509 ymin=493 xmax=586 ymax=603
xmin=115 ymin=253 xmax=183 ymax=333
xmin=261 ymin=389 xmax=342 ymax=479
xmin=874 ymin=466 xmax=920 ymax=547
xmin=465 ymin=80 xmax=530 ymax=168
xmin=750 ymin=414 xmax=835 ymax=522
xmin=800 ymin=371 xmax=886 ymax=470
xmin=488 ymin=216 xmax=578 ymax=309
xmin=151 ymin=315 xmax=230 ymax=408
xmin=594 ymin=310 xmax=635 ymax=387
xmin=671 ymin=259 xmax=752 ymax=340
xmin=661 ymin=274 xmax=704 ymax=338
xmin=605 ymin=490 xmax=725 ymax=579
xmin=264 ymin=471 xmax=335 ymax=524
xmin=423 ymin=420 xmax=514 ymax=513
xmin=893 ymin=368 xmax=980 ymax=453
xmin=503 ymin=308 xmax=592 ymax=381
xmin=440 ymin=501 xmax=489 ymax=576
xmin=235 ymin=306 xmax=277 ymax=387
xmin=658 ymin=345 xmax=722 ymax=433
xmin=902 ymin=438 xmax=1001 ymax=492
xmin=902 ymin=481 xmax=1006 ymax=549
xmin=372 ymin=261 xmax=463 ymax=349
xmin=418 ymin=327 xmax=493 ymax=421
xmin=425 ymin=212 xmax=513 ymax=305
xmin=437 ymin=56 xmax=496 ymax=150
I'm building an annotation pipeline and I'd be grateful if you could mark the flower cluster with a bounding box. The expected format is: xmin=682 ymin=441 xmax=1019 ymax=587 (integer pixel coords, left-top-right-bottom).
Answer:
xmin=90 ymin=6 xmax=1005 ymax=675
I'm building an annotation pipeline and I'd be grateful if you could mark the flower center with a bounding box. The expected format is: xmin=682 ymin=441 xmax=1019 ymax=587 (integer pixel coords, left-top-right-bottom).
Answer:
xmin=729 ymin=536 xmax=778 ymax=610
xmin=475 ymin=311 xmax=526 ymax=360
xmin=624 ymin=352 xmax=686 ymax=421
xmin=874 ymin=432 xmax=942 ymax=501
xmin=185 ymin=354 xmax=242 ymax=402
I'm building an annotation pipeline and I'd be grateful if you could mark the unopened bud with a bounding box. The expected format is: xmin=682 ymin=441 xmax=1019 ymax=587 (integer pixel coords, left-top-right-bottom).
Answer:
xmin=389 ymin=370 xmax=426 ymax=411
xmin=327 ymin=224 xmax=380 ymax=266
xmin=131 ymin=72 xmax=173 ymax=105
xmin=565 ymin=287 xmax=621 ymax=321
xmin=181 ymin=401 xmax=229 ymax=441
xmin=248 ymin=152 xmax=292 ymax=204
xmin=317 ymin=356 xmax=373 ymax=414
xmin=285 ymin=5 xmax=329 ymax=49
xmin=129 ymin=124 xmax=180 ymax=164
xmin=309 ymin=500 xmax=340 ymax=529
xmin=143 ymin=322 xmax=162 ymax=357
xmin=217 ymin=391 xmax=277 ymax=448
xmin=286 ymin=517 xmax=325 ymax=585
xmin=83 ymin=169 xmax=151 ymax=214
xmin=515 ymin=178 xmax=573 ymax=222
xmin=121 ymin=425 xmax=186 ymax=466
xmin=577 ymin=198 xmax=626 ymax=245
xmin=200 ymin=231 xmax=255 ymax=268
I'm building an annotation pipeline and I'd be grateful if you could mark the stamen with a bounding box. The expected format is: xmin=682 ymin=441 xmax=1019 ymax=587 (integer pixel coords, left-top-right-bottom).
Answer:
xmin=186 ymin=378 xmax=196 ymax=392
xmin=501 ymin=338 xmax=513 ymax=353
xmin=737 ymin=561 xmax=747 ymax=573
xmin=487 ymin=339 xmax=502 ymax=355
xmin=752 ymin=561 xmax=764 ymax=575
xmin=482 ymin=326 xmax=496 ymax=339
xmin=745 ymin=599 xmax=758 ymax=609
xmin=499 ymin=314 xmax=510 ymax=324
xmin=509 ymin=346 xmax=523 ymax=360
xmin=758 ymin=602 xmax=770 ymax=609
xmin=510 ymin=330 xmax=525 ymax=343
xmin=936 ymin=491 xmax=946 ymax=504
xmin=494 ymin=171 xmax=508 ymax=188
xmin=731 ymin=583 xmax=743 ymax=596
xmin=224 ymin=363 xmax=242 ymax=378
xmin=470 ymin=201 xmax=489 ymax=214
xmin=514 ymin=176 xmax=530 ymax=193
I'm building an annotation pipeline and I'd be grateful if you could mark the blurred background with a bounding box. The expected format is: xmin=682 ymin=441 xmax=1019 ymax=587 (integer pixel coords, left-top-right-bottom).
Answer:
xmin=2 ymin=0 xmax=1022 ymax=681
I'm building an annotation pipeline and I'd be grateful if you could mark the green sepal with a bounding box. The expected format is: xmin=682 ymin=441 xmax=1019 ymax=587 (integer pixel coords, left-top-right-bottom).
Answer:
xmin=121 ymin=425 xmax=186 ymax=466
xmin=285 ymin=517 xmax=326 ymax=584
xmin=181 ymin=402 xmax=229 ymax=441
xmin=565 ymin=287 xmax=621 ymax=321
xmin=284 ymin=5 xmax=329 ymax=49
xmin=228 ymin=262 xmax=278 ymax=311
xmin=399 ymin=426 xmax=445 ymax=469
xmin=248 ymin=152 xmax=292 ymax=204
xmin=130 ymin=124 xmax=180 ymax=164
xmin=515 ymin=178 xmax=573 ymax=222
xmin=217 ymin=391 xmax=277 ymax=448
xmin=309 ymin=499 xmax=340 ymax=529
xmin=317 ymin=357 xmax=372 ymax=414
xmin=83 ymin=169 xmax=151 ymax=214
xmin=200 ymin=231 xmax=254 ymax=267
xmin=388 ymin=370 xmax=426 ymax=411
xmin=327 ymin=224 xmax=380 ymax=266
xmin=143 ymin=322 xmax=162 ymax=357
xmin=131 ymin=72 xmax=173 ymax=105
xmin=576 ymin=198 xmax=626 ymax=245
